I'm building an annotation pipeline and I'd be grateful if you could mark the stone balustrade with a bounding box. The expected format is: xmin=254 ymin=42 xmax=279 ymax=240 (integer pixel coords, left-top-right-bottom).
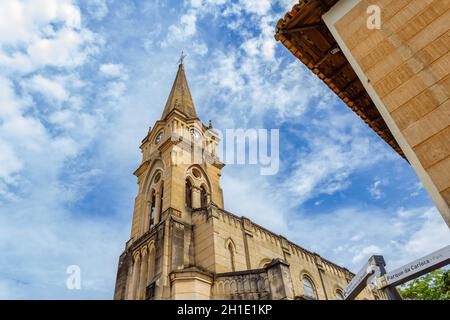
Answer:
xmin=212 ymin=269 xmax=271 ymax=300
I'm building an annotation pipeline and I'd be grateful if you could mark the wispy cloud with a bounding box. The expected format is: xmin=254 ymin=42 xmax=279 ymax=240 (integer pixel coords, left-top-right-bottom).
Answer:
xmin=368 ymin=178 xmax=387 ymax=200
xmin=86 ymin=0 xmax=109 ymax=21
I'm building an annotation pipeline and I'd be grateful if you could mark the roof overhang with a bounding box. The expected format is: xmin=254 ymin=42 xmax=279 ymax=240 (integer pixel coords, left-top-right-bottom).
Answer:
xmin=275 ymin=0 xmax=405 ymax=159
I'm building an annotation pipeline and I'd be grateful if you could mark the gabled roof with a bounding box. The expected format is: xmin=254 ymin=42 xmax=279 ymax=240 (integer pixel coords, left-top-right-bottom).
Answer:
xmin=161 ymin=63 xmax=198 ymax=120
xmin=275 ymin=0 xmax=405 ymax=159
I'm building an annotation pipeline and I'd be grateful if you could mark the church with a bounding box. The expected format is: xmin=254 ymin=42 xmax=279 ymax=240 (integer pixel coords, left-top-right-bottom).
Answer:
xmin=113 ymin=61 xmax=383 ymax=300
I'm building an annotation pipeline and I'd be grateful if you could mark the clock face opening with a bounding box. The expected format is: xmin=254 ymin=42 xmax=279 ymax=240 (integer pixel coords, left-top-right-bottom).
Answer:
xmin=190 ymin=129 xmax=200 ymax=140
xmin=155 ymin=132 xmax=164 ymax=144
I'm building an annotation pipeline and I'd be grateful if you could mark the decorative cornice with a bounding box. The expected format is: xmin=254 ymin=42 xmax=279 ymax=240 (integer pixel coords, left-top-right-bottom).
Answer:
xmin=133 ymin=160 xmax=150 ymax=177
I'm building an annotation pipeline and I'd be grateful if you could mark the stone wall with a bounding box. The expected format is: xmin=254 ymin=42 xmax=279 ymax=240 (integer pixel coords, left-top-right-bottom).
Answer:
xmin=191 ymin=204 xmax=381 ymax=300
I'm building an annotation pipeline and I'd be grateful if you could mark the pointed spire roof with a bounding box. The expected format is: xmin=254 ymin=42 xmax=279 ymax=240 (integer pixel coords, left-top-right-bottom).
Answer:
xmin=161 ymin=63 xmax=198 ymax=120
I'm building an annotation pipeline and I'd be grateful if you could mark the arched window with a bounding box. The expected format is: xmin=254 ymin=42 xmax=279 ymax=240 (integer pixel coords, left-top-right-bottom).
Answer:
xmin=258 ymin=259 xmax=271 ymax=268
xmin=149 ymin=190 xmax=155 ymax=227
xmin=302 ymin=275 xmax=317 ymax=299
xmin=335 ymin=289 xmax=344 ymax=300
xmin=200 ymin=185 xmax=208 ymax=207
xmin=228 ymin=242 xmax=235 ymax=272
xmin=185 ymin=179 xmax=192 ymax=208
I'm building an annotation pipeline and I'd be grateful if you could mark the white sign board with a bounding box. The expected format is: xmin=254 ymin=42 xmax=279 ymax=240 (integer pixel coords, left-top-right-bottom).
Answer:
xmin=379 ymin=245 xmax=450 ymax=288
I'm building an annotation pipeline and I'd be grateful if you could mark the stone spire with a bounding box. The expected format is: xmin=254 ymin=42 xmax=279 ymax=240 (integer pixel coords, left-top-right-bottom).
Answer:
xmin=161 ymin=62 xmax=198 ymax=120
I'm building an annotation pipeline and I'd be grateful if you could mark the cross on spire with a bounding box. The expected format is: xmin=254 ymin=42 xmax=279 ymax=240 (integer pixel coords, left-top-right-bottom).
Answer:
xmin=178 ymin=51 xmax=187 ymax=65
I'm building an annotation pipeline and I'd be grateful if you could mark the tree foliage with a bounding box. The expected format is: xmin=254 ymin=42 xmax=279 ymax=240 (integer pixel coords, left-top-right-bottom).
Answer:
xmin=398 ymin=269 xmax=449 ymax=300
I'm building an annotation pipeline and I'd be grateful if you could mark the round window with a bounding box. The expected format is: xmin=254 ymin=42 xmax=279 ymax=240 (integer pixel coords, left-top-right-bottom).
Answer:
xmin=192 ymin=168 xmax=201 ymax=178
xmin=155 ymin=131 xmax=164 ymax=144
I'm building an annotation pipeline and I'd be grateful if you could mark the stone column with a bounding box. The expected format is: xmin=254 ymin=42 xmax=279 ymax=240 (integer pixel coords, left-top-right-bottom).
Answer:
xmin=138 ymin=249 xmax=148 ymax=299
xmin=147 ymin=247 xmax=155 ymax=284
xmin=241 ymin=218 xmax=253 ymax=270
xmin=128 ymin=254 xmax=140 ymax=299
xmin=192 ymin=186 xmax=201 ymax=209
xmin=132 ymin=254 xmax=141 ymax=300
xmin=314 ymin=255 xmax=328 ymax=300
xmin=120 ymin=254 xmax=133 ymax=300
xmin=173 ymin=120 xmax=179 ymax=136
xmin=143 ymin=200 xmax=150 ymax=233
xmin=154 ymin=191 xmax=161 ymax=224
xmin=126 ymin=259 xmax=135 ymax=300
xmin=137 ymin=197 xmax=144 ymax=236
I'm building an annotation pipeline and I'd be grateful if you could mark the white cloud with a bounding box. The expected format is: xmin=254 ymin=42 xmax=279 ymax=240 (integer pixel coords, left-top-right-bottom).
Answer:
xmin=26 ymin=75 xmax=69 ymax=102
xmin=0 ymin=200 xmax=129 ymax=299
xmin=102 ymin=81 xmax=127 ymax=100
xmin=0 ymin=0 xmax=81 ymax=44
xmin=0 ymin=76 xmax=27 ymax=119
xmin=222 ymin=167 xmax=289 ymax=234
xmin=190 ymin=0 xmax=228 ymax=8
xmin=27 ymin=28 xmax=99 ymax=69
xmin=0 ymin=139 xmax=23 ymax=184
xmin=100 ymin=63 xmax=127 ymax=79
xmin=98 ymin=64 xmax=128 ymax=101
xmin=352 ymin=245 xmax=382 ymax=264
xmin=284 ymin=112 xmax=391 ymax=205
xmin=350 ymin=232 xmax=365 ymax=241
xmin=208 ymin=52 xmax=245 ymax=95
xmin=86 ymin=0 xmax=109 ymax=20
xmin=240 ymin=0 xmax=271 ymax=15
xmin=241 ymin=16 xmax=276 ymax=61
xmin=191 ymin=41 xmax=209 ymax=56
xmin=161 ymin=12 xmax=197 ymax=47
xmin=0 ymin=0 xmax=121 ymax=298
xmin=201 ymin=51 xmax=324 ymax=126
xmin=368 ymin=178 xmax=385 ymax=200
xmin=0 ymin=0 xmax=101 ymax=74
xmin=402 ymin=208 xmax=450 ymax=256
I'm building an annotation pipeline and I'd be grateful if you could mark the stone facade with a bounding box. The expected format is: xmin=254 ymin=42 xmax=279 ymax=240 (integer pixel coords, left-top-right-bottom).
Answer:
xmin=322 ymin=0 xmax=450 ymax=226
xmin=113 ymin=63 xmax=383 ymax=300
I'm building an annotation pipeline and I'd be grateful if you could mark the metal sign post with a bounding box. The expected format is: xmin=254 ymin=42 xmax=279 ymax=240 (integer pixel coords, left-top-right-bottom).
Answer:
xmin=344 ymin=255 xmax=385 ymax=300
xmin=369 ymin=257 xmax=402 ymax=300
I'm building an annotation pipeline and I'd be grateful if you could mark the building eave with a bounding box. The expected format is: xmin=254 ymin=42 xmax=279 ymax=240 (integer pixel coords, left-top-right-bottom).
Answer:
xmin=275 ymin=0 xmax=406 ymax=160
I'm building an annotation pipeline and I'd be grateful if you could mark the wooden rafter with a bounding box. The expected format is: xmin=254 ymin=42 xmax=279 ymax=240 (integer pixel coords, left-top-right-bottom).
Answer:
xmin=282 ymin=24 xmax=324 ymax=34
xmin=274 ymin=0 xmax=406 ymax=160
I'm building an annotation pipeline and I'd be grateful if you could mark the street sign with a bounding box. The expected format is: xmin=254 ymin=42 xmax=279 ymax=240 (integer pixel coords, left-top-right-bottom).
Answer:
xmin=377 ymin=245 xmax=450 ymax=289
xmin=344 ymin=255 xmax=385 ymax=300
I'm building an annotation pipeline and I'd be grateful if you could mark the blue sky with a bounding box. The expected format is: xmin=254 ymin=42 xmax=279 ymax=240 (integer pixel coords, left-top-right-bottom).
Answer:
xmin=0 ymin=0 xmax=448 ymax=299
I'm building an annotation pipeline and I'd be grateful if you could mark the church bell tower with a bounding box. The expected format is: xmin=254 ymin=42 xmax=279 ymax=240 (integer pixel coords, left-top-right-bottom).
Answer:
xmin=114 ymin=59 xmax=384 ymax=301
xmin=113 ymin=60 xmax=225 ymax=300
